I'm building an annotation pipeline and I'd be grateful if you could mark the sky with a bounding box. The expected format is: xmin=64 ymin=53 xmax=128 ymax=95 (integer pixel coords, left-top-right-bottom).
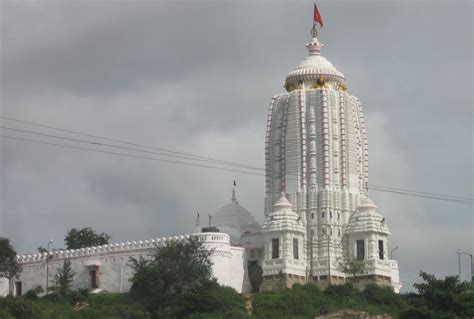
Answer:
xmin=0 ymin=0 xmax=472 ymax=292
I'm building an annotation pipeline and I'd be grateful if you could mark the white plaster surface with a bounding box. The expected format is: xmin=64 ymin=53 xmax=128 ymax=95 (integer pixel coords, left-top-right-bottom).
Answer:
xmin=15 ymin=232 xmax=246 ymax=296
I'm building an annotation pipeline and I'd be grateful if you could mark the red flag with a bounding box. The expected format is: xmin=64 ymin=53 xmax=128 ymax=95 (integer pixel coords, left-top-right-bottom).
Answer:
xmin=314 ymin=2 xmax=323 ymax=28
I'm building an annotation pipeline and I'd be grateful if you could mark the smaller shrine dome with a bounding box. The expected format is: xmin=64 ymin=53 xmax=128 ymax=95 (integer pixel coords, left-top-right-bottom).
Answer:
xmin=346 ymin=198 xmax=390 ymax=235
xmin=211 ymin=188 xmax=261 ymax=243
xmin=262 ymin=193 xmax=305 ymax=233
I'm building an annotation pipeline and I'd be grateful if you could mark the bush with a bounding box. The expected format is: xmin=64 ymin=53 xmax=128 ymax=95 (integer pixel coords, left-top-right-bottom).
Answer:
xmin=176 ymin=280 xmax=247 ymax=317
xmin=399 ymin=308 xmax=431 ymax=319
xmin=324 ymin=283 xmax=358 ymax=298
xmin=24 ymin=285 xmax=45 ymax=300
xmin=0 ymin=308 xmax=14 ymax=319
xmin=0 ymin=296 xmax=41 ymax=319
xmin=362 ymin=284 xmax=405 ymax=308
xmin=68 ymin=288 xmax=90 ymax=304
xmin=253 ymin=284 xmax=328 ymax=318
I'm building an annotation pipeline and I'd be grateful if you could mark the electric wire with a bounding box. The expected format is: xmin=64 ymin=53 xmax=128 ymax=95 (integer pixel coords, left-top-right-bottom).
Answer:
xmin=0 ymin=134 xmax=266 ymax=177
xmin=1 ymin=116 xmax=472 ymax=204
xmin=0 ymin=115 xmax=262 ymax=171
xmin=0 ymin=126 xmax=263 ymax=171
xmin=1 ymin=133 xmax=472 ymax=206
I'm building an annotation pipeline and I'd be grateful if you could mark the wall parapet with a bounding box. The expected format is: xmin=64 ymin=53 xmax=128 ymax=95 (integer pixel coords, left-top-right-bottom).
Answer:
xmin=16 ymin=234 xmax=192 ymax=264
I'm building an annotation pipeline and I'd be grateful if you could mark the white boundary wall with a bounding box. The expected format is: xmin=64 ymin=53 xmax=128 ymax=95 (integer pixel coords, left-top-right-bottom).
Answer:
xmin=5 ymin=232 xmax=247 ymax=297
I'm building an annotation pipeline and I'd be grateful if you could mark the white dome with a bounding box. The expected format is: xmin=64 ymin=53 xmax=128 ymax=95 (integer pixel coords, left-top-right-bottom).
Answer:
xmin=211 ymin=192 xmax=261 ymax=243
xmin=285 ymin=37 xmax=345 ymax=87
xmin=286 ymin=55 xmax=345 ymax=86
xmin=262 ymin=193 xmax=305 ymax=233
xmin=345 ymin=198 xmax=390 ymax=235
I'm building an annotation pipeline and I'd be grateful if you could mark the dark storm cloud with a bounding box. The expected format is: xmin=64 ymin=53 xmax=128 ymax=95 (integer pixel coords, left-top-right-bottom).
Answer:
xmin=1 ymin=0 xmax=472 ymax=292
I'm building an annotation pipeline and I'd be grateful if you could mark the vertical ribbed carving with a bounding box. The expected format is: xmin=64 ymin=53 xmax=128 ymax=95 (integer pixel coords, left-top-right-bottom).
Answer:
xmin=339 ymin=91 xmax=347 ymax=188
xmin=265 ymin=96 xmax=277 ymax=196
xmin=281 ymin=96 xmax=290 ymax=192
xmin=299 ymin=86 xmax=307 ymax=191
xmin=358 ymin=101 xmax=369 ymax=196
xmin=307 ymin=94 xmax=317 ymax=193
xmin=353 ymin=98 xmax=364 ymax=194
xmin=321 ymin=89 xmax=330 ymax=187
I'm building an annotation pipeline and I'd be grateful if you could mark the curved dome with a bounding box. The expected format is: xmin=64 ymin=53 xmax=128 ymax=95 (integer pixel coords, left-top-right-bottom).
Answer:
xmin=346 ymin=198 xmax=390 ymax=235
xmin=285 ymin=36 xmax=345 ymax=88
xmin=286 ymin=54 xmax=345 ymax=86
xmin=211 ymin=192 xmax=261 ymax=243
xmin=262 ymin=194 xmax=305 ymax=233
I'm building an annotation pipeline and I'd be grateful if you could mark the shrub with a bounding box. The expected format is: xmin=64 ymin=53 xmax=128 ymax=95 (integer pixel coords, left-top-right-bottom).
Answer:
xmin=253 ymin=284 xmax=328 ymax=318
xmin=399 ymin=308 xmax=431 ymax=319
xmin=68 ymin=287 xmax=89 ymax=304
xmin=362 ymin=284 xmax=405 ymax=308
xmin=324 ymin=283 xmax=358 ymax=298
xmin=177 ymin=281 xmax=246 ymax=317
xmin=24 ymin=285 xmax=45 ymax=300
xmin=0 ymin=296 xmax=40 ymax=319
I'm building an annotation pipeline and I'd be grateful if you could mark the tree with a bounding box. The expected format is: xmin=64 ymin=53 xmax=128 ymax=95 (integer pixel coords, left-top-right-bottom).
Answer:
xmin=0 ymin=237 xmax=21 ymax=280
xmin=49 ymin=259 xmax=75 ymax=297
xmin=407 ymin=271 xmax=474 ymax=318
xmin=129 ymin=238 xmax=214 ymax=315
xmin=64 ymin=227 xmax=110 ymax=249
xmin=36 ymin=246 xmax=47 ymax=253
xmin=340 ymin=259 xmax=366 ymax=287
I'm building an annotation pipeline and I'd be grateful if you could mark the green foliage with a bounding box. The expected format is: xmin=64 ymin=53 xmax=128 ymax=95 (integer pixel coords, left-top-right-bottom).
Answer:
xmin=24 ymin=285 xmax=45 ymax=300
xmin=0 ymin=237 xmax=21 ymax=279
xmin=69 ymin=287 xmax=90 ymax=304
xmin=253 ymin=282 xmax=410 ymax=318
xmin=362 ymin=284 xmax=406 ymax=308
xmin=399 ymin=308 xmax=431 ymax=319
xmin=253 ymin=284 xmax=327 ymax=318
xmin=129 ymin=238 xmax=216 ymax=316
xmin=65 ymin=227 xmax=111 ymax=250
xmin=49 ymin=259 xmax=75 ymax=297
xmin=37 ymin=246 xmax=48 ymax=253
xmin=408 ymin=271 xmax=474 ymax=318
xmin=176 ymin=280 xmax=246 ymax=318
xmin=324 ymin=282 xmax=359 ymax=298
xmin=0 ymin=296 xmax=40 ymax=319
xmin=339 ymin=259 xmax=366 ymax=286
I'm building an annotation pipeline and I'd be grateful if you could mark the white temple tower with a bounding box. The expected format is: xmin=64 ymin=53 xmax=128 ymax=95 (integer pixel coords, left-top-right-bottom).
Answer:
xmin=262 ymin=21 xmax=400 ymax=291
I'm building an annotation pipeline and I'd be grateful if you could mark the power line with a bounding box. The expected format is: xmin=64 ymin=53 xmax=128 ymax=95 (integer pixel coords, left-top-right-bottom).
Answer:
xmin=0 ymin=126 xmax=263 ymax=171
xmin=370 ymin=184 xmax=473 ymax=202
xmin=369 ymin=186 xmax=472 ymax=205
xmin=0 ymin=115 xmax=262 ymax=171
xmin=1 ymin=115 xmax=472 ymax=205
xmin=0 ymin=134 xmax=266 ymax=177
xmin=1 ymin=133 xmax=472 ymax=206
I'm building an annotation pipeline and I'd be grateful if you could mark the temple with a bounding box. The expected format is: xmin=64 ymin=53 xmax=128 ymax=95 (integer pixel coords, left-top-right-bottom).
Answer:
xmin=258 ymin=21 xmax=400 ymax=291
xmin=1 ymin=6 xmax=401 ymax=297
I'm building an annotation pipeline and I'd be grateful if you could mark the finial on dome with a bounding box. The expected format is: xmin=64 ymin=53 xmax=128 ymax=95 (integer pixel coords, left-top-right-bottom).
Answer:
xmin=307 ymin=2 xmax=324 ymax=56
xmin=306 ymin=25 xmax=324 ymax=56
xmin=231 ymin=188 xmax=236 ymax=203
